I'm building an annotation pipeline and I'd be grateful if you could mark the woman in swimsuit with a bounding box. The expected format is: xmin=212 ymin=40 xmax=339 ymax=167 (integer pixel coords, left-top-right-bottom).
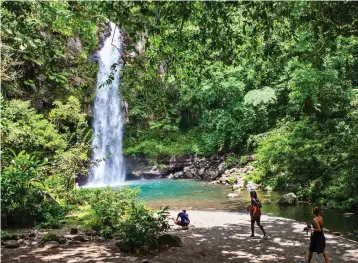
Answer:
xmin=249 ymin=190 xmax=267 ymax=239
xmin=307 ymin=207 xmax=330 ymax=263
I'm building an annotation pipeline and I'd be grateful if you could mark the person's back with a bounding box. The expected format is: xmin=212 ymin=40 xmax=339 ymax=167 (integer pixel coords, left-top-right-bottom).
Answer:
xmin=176 ymin=209 xmax=190 ymax=227
xmin=178 ymin=211 xmax=189 ymax=224
xmin=307 ymin=207 xmax=329 ymax=263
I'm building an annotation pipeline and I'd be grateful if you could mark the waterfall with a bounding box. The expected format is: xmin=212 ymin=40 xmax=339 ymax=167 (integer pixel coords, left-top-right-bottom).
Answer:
xmin=87 ymin=22 xmax=125 ymax=187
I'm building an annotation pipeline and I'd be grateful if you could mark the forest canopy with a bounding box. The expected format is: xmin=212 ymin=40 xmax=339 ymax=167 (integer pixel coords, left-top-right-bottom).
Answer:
xmin=1 ymin=1 xmax=358 ymax=217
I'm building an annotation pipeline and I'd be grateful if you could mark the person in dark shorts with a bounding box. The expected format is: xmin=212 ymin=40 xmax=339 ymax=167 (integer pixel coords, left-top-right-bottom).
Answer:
xmin=248 ymin=190 xmax=267 ymax=239
xmin=307 ymin=207 xmax=330 ymax=263
xmin=175 ymin=210 xmax=190 ymax=228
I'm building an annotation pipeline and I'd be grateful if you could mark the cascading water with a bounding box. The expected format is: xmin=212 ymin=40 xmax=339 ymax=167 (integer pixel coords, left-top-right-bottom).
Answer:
xmin=87 ymin=22 xmax=125 ymax=187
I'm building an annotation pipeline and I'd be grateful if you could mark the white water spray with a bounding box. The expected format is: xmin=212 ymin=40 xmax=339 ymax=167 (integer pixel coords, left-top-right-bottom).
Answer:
xmin=87 ymin=22 xmax=125 ymax=187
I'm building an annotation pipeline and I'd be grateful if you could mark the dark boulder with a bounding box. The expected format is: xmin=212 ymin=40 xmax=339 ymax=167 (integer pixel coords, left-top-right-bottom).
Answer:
xmin=4 ymin=240 xmax=19 ymax=248
xmin=158 ymin=234 xmax=182 ymax=247
xmin=116 ymin=240 xmax=132 ymax=253
xmin=73 ymin=235 xmax=88 ymax=242
xmin=28 ymin=230 xmax=37 ymax=238
xmin=70 ymin=228 xmax=78 ymax=235
xmin=277 ymin=193 xmax=297 ymax=205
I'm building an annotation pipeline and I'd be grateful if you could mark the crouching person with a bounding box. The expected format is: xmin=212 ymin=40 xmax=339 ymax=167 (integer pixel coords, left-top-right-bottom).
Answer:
xmin=175 ymin=209 xmax=190 ymax=229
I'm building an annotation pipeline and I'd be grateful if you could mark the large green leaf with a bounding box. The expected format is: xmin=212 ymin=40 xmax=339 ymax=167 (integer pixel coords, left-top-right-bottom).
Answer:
xmin=244 ymin=87 xmax=277 ymax=106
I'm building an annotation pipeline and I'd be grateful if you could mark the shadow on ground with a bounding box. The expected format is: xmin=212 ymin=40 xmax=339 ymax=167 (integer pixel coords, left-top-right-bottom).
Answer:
xmin=1 ymin=213 xmax=358 ymax=262
xmin=157 ymin=216 xmax=358 ymax=263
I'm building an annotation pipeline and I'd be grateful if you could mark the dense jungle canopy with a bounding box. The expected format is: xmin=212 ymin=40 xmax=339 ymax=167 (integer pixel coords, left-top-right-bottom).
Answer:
xmin=1 ymin=0 xmax=358 ymax=229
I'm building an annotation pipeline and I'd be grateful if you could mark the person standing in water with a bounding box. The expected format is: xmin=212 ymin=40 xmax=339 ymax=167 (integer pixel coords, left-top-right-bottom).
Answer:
xmin=306 ymin=207 xmax=330 ymax=263
xmin=247 ymin=190 xmax=267 ymax=239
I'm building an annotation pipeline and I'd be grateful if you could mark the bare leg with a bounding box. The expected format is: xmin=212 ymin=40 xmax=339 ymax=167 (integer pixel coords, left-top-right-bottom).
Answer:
xmin=257 ymin=222 xmax=266 ymax=236
xmin=323 ymin=252 xmax=330 ymax=263
xmin=307 ymin=252 xmax=313 ymax=263
xmin=250 ymin=220 xmax=255 ymax=236
xmin=256 ymin=218 xmax=266 ymax=236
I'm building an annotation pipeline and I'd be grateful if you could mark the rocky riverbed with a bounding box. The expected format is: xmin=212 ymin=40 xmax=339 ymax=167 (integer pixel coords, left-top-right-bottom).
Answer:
xmin=2 ymin=211 xmax=357 ymax=263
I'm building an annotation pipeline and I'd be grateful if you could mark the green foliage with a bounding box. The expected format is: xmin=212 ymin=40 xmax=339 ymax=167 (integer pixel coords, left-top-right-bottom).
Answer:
xmin=1 ymin=150 xmax=46 ymax=223
xmin=42 ymin=233 xmax=62 ymax=243
xmin=227 ymin=176 xmax=237 ymax=186
xmin=0 ymin=230 xmax=20 ymax=241
xmin=1 ymin=1 xmax=358 ymax=214
xmin=1 ymin=1 xmax=99 ymax=107
xmin=89 ymin=187 xmax=139 ymax=233
xmin=239 ymin=156 xmax=248 ymax=166
xmin=0 ymin=150 xmax=66 ymax=226
xmin=53 ymin=142 xmax=91 ymax=195
xmin=124 ymin=129 xmax=204 ymax=157
xmin=37 ymin=203 xmax=68 ymax=229
xmin=287 ymin=59 xmax=352 ymax=118
xmin=119 ymin=205 xmax=170 ymax=249
xmin=254 ymin=113 xmax=358 ymax=210
xmin=64 ymin=205 xmax=94 ymax=229
xmin=1 ymin=97 xmax=92 ymax=200
xmin=86 ymin=187 xmax=170 ymax=247
xmin=1 ymin=99 xmax=67 ymax=158
xmin=181 ymin=65 xmax=272 ymax=153
xmin=244 ymin=169 xmax=264 ymax=185
xmin=225 ymin=156 xmax=238 ymax=169
xmin=244 ymin=87 xmax=277 ymax=106
xmin=157 ymin=163 xmax=168 ymax=169
xmin=49 ymin=96 xmax=91 ymax=144
xmin=65 ymin=188 xmax=94 ymax=206
xmin=114 ymin=2 xmax=358 ymax=163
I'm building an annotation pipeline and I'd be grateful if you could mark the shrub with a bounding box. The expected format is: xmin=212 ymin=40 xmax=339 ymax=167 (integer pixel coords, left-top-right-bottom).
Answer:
xmin=98 ymin=227 xmax=115 ymax=240
xmin=124 ymin=129 xmax=206 ymax=158
xmin=118 ymin=205 xmax=170 ymax=249
xmin=1 ymin=150 xmax=67 ymax=227
xmin=254 ymin=116 xmax=358 ymax=211
xmin=239 ymin=156 xmax=248 ymax=165
xmin=1 ymin=100 xmax=66 ymax=159
xmin=86 ymin=187 xmax=170 ymax=248
xmin=225 ymin=155 xmax=237 ymax=169
xmin=244 ymin=170 xmax=263 ymax=184
xmin=0 ymin=230 xmax=20 ymax=241
xmin=89 ymin=187 xmax=139 ymax=233
xmin=227 ymin=176 xmax=237 ymax=185
xmin=65 ymin=188 xmax=94 ymax=206
xmin=157 ymin=163 xmax=168 ymax=169
xmin=37 ymin=203 xmax=68 ymax=229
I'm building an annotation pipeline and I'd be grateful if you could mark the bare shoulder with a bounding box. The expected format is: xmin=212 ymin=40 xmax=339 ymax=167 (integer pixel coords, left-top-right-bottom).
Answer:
xmin=312 ymin=217 xmax=318 ymax=225
xmin=313 ymin=216 xmax=323 ymax=228
xmin=318 ymin=215 xmax=324 ymax=225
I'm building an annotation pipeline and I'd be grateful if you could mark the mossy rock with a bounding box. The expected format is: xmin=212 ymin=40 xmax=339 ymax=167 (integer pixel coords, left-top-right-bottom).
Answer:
xmin=42 ymin=233 xmax=64 ymax=244
xmin=1 ymin=231 xmax=20 ymax=241
xmin=158 ymin=234 xmax=182 ymax=247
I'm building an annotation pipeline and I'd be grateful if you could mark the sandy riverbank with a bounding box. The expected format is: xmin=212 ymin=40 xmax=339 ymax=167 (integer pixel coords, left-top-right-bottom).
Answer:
xmin=1 ymin=210 xmax=357 ymax=263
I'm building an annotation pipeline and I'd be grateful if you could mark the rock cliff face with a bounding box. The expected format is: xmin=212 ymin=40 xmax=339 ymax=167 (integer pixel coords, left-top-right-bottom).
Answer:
xmin=67 ymin=33 xmax=83 ymax=59
xmin=125 ymin=155 xmax=257 ymax=186
xmin=125 ymin=155 xmax=224 ymax=180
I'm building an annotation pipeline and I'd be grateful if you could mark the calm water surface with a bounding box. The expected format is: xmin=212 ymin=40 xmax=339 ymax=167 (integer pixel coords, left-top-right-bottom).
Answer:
xmin=121 ymin=179 xmax=358 ymax=237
